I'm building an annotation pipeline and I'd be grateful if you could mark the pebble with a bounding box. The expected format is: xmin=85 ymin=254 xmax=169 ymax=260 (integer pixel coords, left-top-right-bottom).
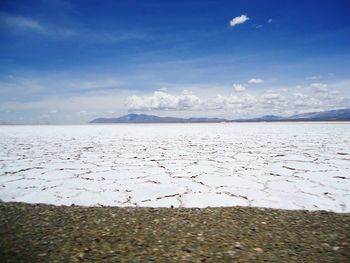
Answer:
xmin=332 ymin=246 xmax=340 ymax=251
xmin=322 ymin=243 xmax=331 ymax=251
xmin=234 ymin=242 xmax=242 ymax=249
xmin=225 ymin=250 xmax=237 ymax=258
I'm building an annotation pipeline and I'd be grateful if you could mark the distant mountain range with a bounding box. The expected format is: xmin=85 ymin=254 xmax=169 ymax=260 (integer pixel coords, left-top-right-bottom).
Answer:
xmin=234 ymin=115 xmax=286 ymax=122
xmin=288 ymin=108 xmax=350 ymax=121
xmin=235 ymin=108 xmax=350 ymax=122
xmin=90 ymin=114 xmax=228 ymax=123
xmin=90 ymin=108 xmax=350 ymax=123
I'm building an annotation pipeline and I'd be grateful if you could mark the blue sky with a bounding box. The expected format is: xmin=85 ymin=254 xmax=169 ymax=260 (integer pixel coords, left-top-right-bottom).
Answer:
xmin=0 ymin=0 xmax=350 ymax=123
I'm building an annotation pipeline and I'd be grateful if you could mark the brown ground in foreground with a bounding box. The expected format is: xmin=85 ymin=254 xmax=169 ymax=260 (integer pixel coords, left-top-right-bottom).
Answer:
xmin=0 ymin=202 xmax=349 ymax=262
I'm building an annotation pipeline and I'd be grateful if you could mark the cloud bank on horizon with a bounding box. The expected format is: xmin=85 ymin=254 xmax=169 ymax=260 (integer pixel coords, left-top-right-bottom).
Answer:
xmin=0 ymin=0 xmax=350 ymax=123
xmin=125 ymin=81 xmax=348 ymax=114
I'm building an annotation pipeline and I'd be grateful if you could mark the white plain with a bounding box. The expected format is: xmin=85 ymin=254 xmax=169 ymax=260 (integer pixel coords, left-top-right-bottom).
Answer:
xmin=0 ymin=123 xmax=349 ymax=212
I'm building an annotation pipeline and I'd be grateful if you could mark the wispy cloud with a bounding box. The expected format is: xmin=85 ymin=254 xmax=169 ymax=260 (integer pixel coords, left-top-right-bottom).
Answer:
xmin=67 ymin=79 xmax=121 ymax=91
xmin=0 ymin=12 xmax=151 ymax=43
xmin=0 ymin=12 xmax=46 ymax=33
xmin=268 ymin=18 xmax=273 ymax=24
xmin=86 ymin=31 xmax=150 ymax=43
xmin=0 ymin=12 xmax=78 ymax=39
xmin=229 ymin=14 xmax=249 ymax=27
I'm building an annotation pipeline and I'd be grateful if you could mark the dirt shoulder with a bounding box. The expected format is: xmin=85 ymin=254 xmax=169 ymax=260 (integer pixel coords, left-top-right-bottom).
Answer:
xmin=0 ymin=202 xmax=349 ymax=262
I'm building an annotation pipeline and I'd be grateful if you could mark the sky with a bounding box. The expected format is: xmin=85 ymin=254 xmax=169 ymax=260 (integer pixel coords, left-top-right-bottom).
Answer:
xmin=0 ymin=0 xmax=350 ymax=123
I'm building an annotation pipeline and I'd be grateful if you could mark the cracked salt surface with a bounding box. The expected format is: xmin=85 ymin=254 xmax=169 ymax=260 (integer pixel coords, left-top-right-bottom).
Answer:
xmin=0 ymin=123 xmax=349 ymax=212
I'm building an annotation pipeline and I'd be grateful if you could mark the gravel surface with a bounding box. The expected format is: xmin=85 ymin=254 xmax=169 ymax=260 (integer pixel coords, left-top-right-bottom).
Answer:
xmin=0 ymin=202 xmax=349 ymax=262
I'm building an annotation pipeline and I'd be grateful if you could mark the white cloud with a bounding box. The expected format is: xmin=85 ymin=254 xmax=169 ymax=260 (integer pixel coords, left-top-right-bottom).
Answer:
xmin=210 ymin=93 xmax=256 ymax=110
xmin=294 ymin=100 xmax=307 ymax=107
xmin=229 ymin=15 xmax=249 ymax=27
xmin=293 ymin=92 xmax=305 ymax=99
xmin=233 ymin=83 xmax=246 ymax=92
xmin=261 ymin=92 xmax=280 ymax=100
xmin=268 ymin=18 xmax=273 ymax=24
xmin=248 ymin=78 xmax=264 ymax=84
xmin=309 ymin=76 xmax=321 ymax=80
xmin=126 ymin=90 xmax=201 ymax=111
xmin=310 ymin=83 xmax=329 ymax=93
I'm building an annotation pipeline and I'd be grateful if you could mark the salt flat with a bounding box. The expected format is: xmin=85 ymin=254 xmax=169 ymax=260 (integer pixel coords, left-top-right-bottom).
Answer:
xmin=0 ymin=123 xmax=349 ymax=212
